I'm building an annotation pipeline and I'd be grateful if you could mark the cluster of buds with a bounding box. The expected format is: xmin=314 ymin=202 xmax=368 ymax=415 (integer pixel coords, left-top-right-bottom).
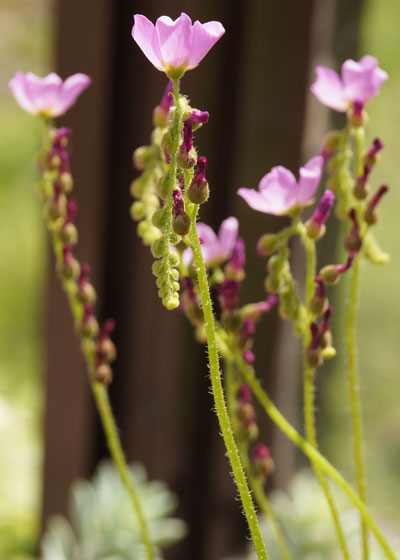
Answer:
xmin=131 ymin=80 xmax=211 ymax=310
xmin=40 ymin=127 xmax=117 ymax=387
xmin=94 ymin=319 xmax=117 ymax=385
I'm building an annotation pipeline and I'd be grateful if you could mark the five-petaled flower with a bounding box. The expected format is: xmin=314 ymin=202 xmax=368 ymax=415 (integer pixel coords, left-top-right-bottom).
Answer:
xmin=183 ymin=217 xmax=238 ymax=267
xmin=132 ymin=13 xmax=225 ymax=78
xmin=311 ymin=55 xmax=387 ymax=112
xmin=238 ymin=156 xmax=324 ymax=216
xmin=9 ymin=72 xmax=91 ymax=117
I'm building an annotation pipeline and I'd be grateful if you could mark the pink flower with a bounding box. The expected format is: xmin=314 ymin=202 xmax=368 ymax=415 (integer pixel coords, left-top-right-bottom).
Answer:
xmin=9 ymin=71 xmax=91 ymax=117
xmin=132 ymin=13 xmax=225 ymax=77
xmin=183 ymin=216 xmax=238 ymax=267
xmin=238 ymin=156 xmax=324 ymax=216
xmin=311 ymin=56 xmax=387 ymax=111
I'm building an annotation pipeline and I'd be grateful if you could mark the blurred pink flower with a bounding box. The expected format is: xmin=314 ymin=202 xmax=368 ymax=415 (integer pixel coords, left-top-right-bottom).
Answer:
xmin=132 ymin=13 xmax=225 ymax=77
xmin=238 ymin=156 xmax=324 ymax=216
xmin=183 ymin=216 xmax=238 ymax=267
xmin=9 ymin=71 xmax=91 ymax=117
xmin=311 ymin=55 xmax=387 ymax=111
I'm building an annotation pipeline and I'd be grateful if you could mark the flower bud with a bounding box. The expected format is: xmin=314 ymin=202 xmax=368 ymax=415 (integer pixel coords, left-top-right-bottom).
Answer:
xmin=94 ymin=363 xmax=113 ymax=385
xmin=77 ymin=263 xmax=97 ymax=304
xmin=133 ymin=145 xmax=156 ymax=170
xmin=264 ymin=274 xmax=280 ymax=293
xmin=187 ymin=156 xmax=209 ymax=204
xmin=257 ymin=233 xmax=279 ymax=257
xmin=221 ymin=309 xmax=242 ymax=332
xmin=172 ymin=189 xmax=191 ymax=235
xmin=251 ymin=444 xmax=274 ymax=479
xmin=58 ymin=245 xmax=80 ymax=280
xmin=364 ymin=185 xmax=388 ymax=226
xmin=305 ymin=323 xmax=323 ymax=369
xmin=364 ymin=138 xmax=384 ymax=167
xmin=320 ymin=130 xmax=342 ymax=163
xmin=59 ymin=171 xmax=74 ymax=193
xmin=353 ymin=165 xmax=371 ymax=200
xmin=319 ymin=252 xmax=355 ymax=285
xmin=306 ymin=190 xmax=335 ymax=240
xmin=344 ymin=209 xmax=362 ymax=253
xmin=309 ymin=276 xmax=326 ymax=315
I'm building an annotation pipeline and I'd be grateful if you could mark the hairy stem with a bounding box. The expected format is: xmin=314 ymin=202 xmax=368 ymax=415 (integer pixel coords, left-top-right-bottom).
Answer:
xmin=188 ymin=222 xmax=268 ymax=559
xmin=349 ymin=125 xmax=369 ymax=560
xmin=347 ymin=251 xmax=368 ymax=558
xmin=225 ymin=341 xmax=397 ymax=560
xmin=224 ymin=358 xmax=292 ymax=560
xmin=301 ymin=230 xmax=350 ymax=559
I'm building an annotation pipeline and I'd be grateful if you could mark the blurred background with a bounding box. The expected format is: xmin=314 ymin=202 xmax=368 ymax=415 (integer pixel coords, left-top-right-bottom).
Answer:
xmin=1 ymin=0 xmax=399 ymax=558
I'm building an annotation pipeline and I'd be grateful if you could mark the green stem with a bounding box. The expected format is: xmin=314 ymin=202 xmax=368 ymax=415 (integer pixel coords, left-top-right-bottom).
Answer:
xmin=224 ymin=358 xmax=292 ymax=560
xmin=188 ymin=222 xmax=268 ymax=559
xmin=50 ymin=232 xmax=154 ymax=560
xmin=347 ymin=252 xmax=368 ymax=558
xmin=301 ymin=230 xmax=350 ymax=559
xmin=348 ymin=125 xmax=369 ymax=560
xmin=226 ymin=343 xmax=397 ymax=560
xmin=41 ymin=122 xmax=154 ymax=559
xmin=92 ymin=383 xmax=154 ymax=559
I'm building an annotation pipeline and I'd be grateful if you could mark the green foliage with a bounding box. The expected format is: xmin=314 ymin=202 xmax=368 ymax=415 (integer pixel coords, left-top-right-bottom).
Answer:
xmin=247 ymin=471 xmax=400 ymax=560
xmin=41 ymin=461 xmax=186 ymax=560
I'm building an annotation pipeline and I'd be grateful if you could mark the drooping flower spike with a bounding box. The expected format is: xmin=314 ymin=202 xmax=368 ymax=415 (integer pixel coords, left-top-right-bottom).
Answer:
xmin=238 ymin=156 xmax=324 ymax=216
xmin=132 ymin=13 xmax=225 ymax=78
xmin=311 ymin=55 xmax=387 ymax=112
xmin=183 ymin=216 xmax=239 ymax=267
xmin=9 ymin=71 xmax=91 ymax=117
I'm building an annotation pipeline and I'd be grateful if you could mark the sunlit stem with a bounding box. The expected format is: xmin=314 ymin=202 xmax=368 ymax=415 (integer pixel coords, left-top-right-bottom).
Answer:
xmin=187 ymin=216 xmax=268 ymax=560
xmin=224 ymin=357 xmax=292 ymax=560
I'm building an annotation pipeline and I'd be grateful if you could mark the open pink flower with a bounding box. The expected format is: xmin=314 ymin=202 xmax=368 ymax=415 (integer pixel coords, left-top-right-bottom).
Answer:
xmin=9 ymin=71 xmax=91 ymax=117
xmin=132 ymin=13 xmax=225 ymax=77
xmin=311 ymin=56 xmax=387 ymax=111
xmin=238 ymin=156 xmax=324 ymax=216
xmin=183 ymin=216 xmax=238 ymax=267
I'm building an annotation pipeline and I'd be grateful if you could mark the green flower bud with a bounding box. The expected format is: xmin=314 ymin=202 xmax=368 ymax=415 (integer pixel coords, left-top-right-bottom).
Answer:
xmin=257 ymin=233 xmax=279 ymax=257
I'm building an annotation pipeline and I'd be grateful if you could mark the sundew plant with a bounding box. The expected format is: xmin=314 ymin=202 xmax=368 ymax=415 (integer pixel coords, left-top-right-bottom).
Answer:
xmin=8 ymin=11 xmax=398 ymax=560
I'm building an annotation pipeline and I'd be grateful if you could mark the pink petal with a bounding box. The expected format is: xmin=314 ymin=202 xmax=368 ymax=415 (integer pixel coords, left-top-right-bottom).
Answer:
xmin=132 ymin=14 xmax=163 ymax=70
xmin=297 ymin=155 xmax=324 ymax=205
xmin=218 ymin=217 xmax=238 ymax=260
xmin=259 ymin=166 xmax=298 ymax=213
xmin=197 ymin=222 xmax=219 ymax=263
xmin=52 ymin=73 xmax=91 ymax=116
xmin=310 ymin=66 xmax=347 ymax=111
xmin=24 ymin=72 xmax=62 ymax=113
xmin=9 ymin=71 xmax=36 ymax=114
xmin=342 ymin=55 xmax=387 ymax=103
xmin=155 ymin=13 xmax=192 ymax=68
xmin=188 ymin=20 xmax=225 ymax=68
xmin=238 ymin=187 xmax=290 ymax=215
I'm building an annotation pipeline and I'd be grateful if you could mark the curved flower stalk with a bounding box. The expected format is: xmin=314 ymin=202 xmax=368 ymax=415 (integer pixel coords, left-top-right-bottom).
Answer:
xmin=312 ymin=56 xmax=389 ymax=560
xmin=9 ymin=73 xmax=155 ymax=560
xmin=130 ymin=16 xmax=269 ymax=558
